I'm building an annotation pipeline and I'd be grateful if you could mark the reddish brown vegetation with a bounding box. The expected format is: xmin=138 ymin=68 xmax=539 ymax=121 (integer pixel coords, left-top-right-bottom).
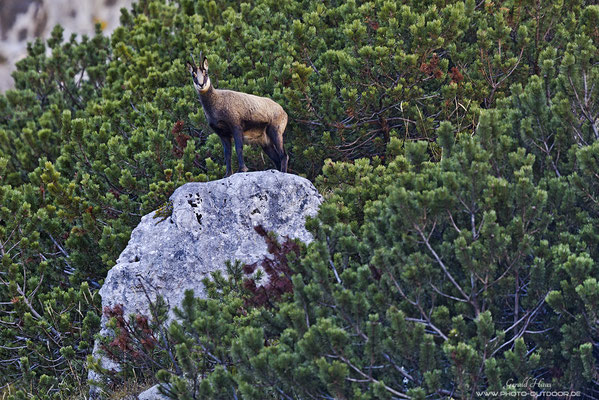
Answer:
xmin=242 ymin=225 xmax=300 ymax=308
xmin=420 ymin=54 xmax=444 ymax=79
xmin=172 ymin=120 xmax=191 ymax=158
xmin=449 ymin=66 xmax=464 ymax=85
xmin=102 ymin=304 xmax=157 ymax=362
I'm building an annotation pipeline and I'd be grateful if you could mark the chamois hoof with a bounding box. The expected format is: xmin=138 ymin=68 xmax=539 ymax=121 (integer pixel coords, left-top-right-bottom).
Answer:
xmin=239 ymin=166 xmax=249 ymax=173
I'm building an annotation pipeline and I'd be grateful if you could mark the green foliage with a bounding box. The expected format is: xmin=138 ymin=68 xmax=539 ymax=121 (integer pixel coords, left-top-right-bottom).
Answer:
xmin=2 ymin=0 xmax=599 ymax=397
xmin=153 ymin=88 xmax=599 ymax=397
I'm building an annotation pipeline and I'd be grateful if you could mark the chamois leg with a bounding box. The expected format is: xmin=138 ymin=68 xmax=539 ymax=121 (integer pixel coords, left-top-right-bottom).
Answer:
xmin=232 ymin=127 xmax=248 ymax=173
xmin=261 ymin=143 xmax=282 ymax=170
xmin=280 ymin=149 xmax=289 ymax=173
xmin=220 ymin=136 xmax=233 ymax=177
xmin=266 ymin=123 xmax=288 ymax=173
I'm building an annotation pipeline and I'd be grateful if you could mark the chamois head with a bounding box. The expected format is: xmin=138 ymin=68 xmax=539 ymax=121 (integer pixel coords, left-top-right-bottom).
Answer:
xmin=186 ymin=52 xmax=210 ymax=93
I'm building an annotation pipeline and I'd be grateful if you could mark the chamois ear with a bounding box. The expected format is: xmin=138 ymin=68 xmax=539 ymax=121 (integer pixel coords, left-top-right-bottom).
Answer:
xmin=186 ymin=61 xmax=194 ymax=74
xmin=202 ymin=57 xmax=209 ymax=72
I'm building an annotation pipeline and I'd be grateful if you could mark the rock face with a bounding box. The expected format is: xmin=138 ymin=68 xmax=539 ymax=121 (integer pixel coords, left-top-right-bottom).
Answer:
xmin=0 ymin=0 xmax=135 ymax=92
xmin=90 ymin=170 xmax=322 ymax=398
xmin=100 ymin=170 xmax=321 ymax=319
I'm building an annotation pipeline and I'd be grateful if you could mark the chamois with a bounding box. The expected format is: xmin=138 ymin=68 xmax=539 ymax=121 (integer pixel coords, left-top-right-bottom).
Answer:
xmin=187 ymin=53 xmax=289 ymax=177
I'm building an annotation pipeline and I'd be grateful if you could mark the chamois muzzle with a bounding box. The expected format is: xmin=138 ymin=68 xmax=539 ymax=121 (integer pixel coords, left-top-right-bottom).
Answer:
xmin=198 ymin=74 xmax=208 ymax=88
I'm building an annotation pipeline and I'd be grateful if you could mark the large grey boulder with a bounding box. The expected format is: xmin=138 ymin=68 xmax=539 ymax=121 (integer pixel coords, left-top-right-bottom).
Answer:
xmin=100 ymin=170 xmax=321 ymax=318
xmin=90 ymin=170 xmax=322 ymax=397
